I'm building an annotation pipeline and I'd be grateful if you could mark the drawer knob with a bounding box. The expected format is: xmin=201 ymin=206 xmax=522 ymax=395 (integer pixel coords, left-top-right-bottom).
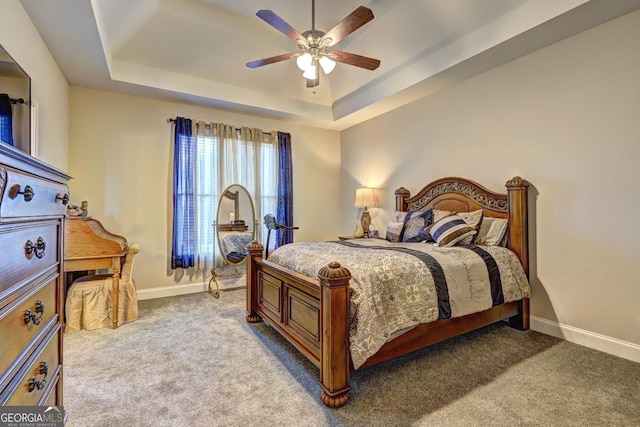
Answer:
xmin=55 ymin=193 xmax=69 ymax=205
xmin=24 ymin=299 xmax=45 ymax=326
xmin=12 ymin=184 xmax=35 ymax=202
xmin=24 ymin=237 xmax=46 ymax=259
xmin=28 ymin=361 xmax=49 ymax=392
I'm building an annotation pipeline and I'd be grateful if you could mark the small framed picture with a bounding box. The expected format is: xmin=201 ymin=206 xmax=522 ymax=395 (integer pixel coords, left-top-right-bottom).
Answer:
xmin=368 ymin=229 xmax=379 ymax=239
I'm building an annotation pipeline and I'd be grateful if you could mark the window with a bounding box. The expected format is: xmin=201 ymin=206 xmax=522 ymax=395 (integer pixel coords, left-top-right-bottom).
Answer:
xmin=171 ymin=118 xmax=278 ymax=273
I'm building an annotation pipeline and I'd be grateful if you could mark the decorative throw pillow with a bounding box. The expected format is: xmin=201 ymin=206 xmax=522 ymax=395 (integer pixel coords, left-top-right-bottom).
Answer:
xmin=474 ymin=217 xmax=508 ymax=246
xmin=402 ymin=209 xmax=434 ymax=243
xmin=385 ymin=221 xmax=405 ymax=242
xmin=433 ymin=209 xmax=453 ymax=223
xmin=394 ymin=208 xmax=429 ymax=223
xmin=430 ymin=214 xmax=477 ymax=247
xmin=456 ymin=209 xmax=484 ymax=245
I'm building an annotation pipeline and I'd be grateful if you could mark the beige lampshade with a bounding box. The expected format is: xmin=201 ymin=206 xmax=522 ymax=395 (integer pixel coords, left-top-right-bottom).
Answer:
xmin=354 ymin=187 xmax=377 ymax=208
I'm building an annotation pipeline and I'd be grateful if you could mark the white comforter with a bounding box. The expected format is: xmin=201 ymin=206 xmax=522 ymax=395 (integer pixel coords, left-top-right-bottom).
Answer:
xmin=268 ymin=239 xmax=530 ymax=369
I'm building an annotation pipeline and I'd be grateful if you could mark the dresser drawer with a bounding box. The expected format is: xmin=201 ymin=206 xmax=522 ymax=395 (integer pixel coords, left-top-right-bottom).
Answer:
xmin=0 ymin=166 xmax=69 ymax=219
xmin=0 ymin=278 xmax=58 ymax=383
xmin=1 ymin=326 xmax=61 ymax=406
xmin=0 ymin=222 xmax=60 ymax=295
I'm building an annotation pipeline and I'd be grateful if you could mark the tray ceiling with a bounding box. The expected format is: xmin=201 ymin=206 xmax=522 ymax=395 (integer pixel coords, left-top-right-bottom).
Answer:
xmin=20 ymin=0 xmax=640 ymax=130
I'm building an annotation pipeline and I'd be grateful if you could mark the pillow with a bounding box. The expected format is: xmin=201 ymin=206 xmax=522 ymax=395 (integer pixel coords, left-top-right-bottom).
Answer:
xmin=433 ymin=209 xmax=453 ymax=223
xmin=429 ymin=214 xmax=477 ymax=247
xmin=456 ymin=209 xmax=484 ymax=245
xmin=402 ymin=209 xmax=434 ymax=243
xmin=474 ymin=217 xmax=508 ymax=246
xmin=395 ymin=207 xmax=430 ymax=223
xmin=385 ymin=221 xmax=405 ymax=242
xmin=393 ymin=211 xmax=410 ymax=222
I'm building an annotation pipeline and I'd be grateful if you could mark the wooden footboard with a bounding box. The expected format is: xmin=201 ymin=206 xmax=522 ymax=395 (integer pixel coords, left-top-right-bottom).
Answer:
xmin=246 ymin=241 xmax=352 ymax=407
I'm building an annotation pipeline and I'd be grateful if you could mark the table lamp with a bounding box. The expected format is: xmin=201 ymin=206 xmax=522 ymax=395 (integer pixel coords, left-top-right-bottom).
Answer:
xmin=354 ymin=187 xmax=377 ymax=237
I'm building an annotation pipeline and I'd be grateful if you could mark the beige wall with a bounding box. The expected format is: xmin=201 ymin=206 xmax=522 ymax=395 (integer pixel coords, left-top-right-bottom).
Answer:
xmin=0 ymin=2 xmax=69 ymax=170
xmin=68 ymin=87 xmax=341 ymax=296
xmin=341 ymin=11 xmax=640 ymax=357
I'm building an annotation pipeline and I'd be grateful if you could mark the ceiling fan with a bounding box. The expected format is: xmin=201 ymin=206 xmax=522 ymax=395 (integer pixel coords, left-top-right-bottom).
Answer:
xmin=246 ymin=0 xmax=381 ymax=88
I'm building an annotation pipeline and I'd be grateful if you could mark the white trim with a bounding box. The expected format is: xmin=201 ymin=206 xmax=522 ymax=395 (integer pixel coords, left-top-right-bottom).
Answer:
xmin=137 ymin=282 xmax=206 ymax=300
xmin=531 ymin=316 xmax=640 ymax=363
xmin=30 ymin=100 xmax=38 ymax=157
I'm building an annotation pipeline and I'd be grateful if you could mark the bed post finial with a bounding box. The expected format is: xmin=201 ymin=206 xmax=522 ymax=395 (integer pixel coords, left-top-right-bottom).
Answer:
xmin=395 ymin=187 xmax=410 ymax=211
xmin=318 ymin=261 xmax=352 ymax=408
xmin=246 ymin=241 xmax=264 ymax=323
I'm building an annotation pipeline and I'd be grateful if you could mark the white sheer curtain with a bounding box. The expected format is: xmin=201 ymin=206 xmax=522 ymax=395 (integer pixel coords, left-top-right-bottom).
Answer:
xmin=192 ymin=121 xmax=277 ymax=273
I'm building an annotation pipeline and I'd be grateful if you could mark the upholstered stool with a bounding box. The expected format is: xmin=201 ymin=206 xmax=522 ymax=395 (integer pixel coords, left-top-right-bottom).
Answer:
xmin=65 ymin=243 xmax=140 ymax=332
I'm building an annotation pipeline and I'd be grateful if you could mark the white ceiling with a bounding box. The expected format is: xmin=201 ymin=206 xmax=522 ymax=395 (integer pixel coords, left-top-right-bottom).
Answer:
xmin=20 ymin=0 xmax=640 ymax=130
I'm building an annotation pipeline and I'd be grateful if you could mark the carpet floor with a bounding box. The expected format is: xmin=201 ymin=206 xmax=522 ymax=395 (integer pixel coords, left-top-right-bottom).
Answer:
xmin=62 ymin=288 xmax=640 ymax=426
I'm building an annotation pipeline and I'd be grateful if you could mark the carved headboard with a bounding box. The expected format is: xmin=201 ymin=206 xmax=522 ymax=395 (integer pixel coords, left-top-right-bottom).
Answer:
xmin=395 ymin=177 xmax=530 ymax=277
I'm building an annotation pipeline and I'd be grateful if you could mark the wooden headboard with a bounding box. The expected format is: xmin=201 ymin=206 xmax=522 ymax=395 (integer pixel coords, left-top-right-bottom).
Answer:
xmin=395 ymin=176 xmax=530 ymax=277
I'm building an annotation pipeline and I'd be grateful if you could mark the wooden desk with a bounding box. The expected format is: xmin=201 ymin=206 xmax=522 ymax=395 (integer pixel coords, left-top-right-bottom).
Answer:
xmin=64 ymin=217 xmax=128 ymax=329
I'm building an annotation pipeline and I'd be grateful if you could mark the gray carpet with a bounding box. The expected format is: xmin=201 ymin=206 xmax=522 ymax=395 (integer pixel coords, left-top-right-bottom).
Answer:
xmin=63 ymin=289 xmax=640 ymax=427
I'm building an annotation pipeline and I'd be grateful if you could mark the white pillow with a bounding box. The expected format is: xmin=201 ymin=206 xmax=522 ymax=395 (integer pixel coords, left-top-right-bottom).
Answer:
xmin=430 ymin=214 xmax=477 ymax=247
xmin=433 ymin=209 xmax=452 ymax=223
xmin=456 ymin=209 xmax=483 ymax=245
xmin=475 ymin=217 xmax=508 ymax=246
xmin=393 ymin=210 xmax=409 ymax=222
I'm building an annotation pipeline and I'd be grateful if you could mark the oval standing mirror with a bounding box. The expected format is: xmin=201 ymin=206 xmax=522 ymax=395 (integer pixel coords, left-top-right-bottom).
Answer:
xmin=215 ymin=184 xmax=256 ymax=265
xmin=0 ymin=44 xmax=31 ymax=154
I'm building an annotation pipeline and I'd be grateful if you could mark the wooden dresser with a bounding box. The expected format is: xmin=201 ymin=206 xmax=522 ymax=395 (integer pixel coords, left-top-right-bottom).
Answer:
xmin=0 ymin=143 xmax=70 ymax=407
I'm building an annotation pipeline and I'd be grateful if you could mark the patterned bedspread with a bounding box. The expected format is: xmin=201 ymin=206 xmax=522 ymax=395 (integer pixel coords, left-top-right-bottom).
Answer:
xmin=267 ymin=239 xmax=531 ymax=369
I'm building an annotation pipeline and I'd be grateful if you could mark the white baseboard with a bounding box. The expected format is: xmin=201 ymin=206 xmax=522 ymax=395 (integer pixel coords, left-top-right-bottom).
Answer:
xmin=531 ymin=316 xmax=640 ymax=363
xmin=137 ymin=282 xmax=207 ymax=301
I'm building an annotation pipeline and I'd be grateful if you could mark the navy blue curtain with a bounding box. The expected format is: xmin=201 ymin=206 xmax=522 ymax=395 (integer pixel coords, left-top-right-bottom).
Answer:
xmin=0 ymin=94 xmax=13 ymax=146
xmin=276 ymin=131 xmax=294 ymax=246
xmin=171 ymin=117 xmax=196 ymax=269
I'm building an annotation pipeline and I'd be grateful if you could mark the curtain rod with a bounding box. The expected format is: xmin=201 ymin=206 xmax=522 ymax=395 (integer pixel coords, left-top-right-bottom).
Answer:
xmin=167 ymin=118 xmax=273 ymax=136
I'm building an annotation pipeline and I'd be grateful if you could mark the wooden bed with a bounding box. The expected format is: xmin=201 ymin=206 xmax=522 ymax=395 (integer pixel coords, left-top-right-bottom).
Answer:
xmin=245 ymin=176 xmax=530 ymax=407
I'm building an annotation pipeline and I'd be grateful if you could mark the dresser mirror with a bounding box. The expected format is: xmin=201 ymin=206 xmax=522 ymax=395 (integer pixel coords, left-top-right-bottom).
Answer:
xmin=0 ymin=44 xmax=31 ymax=155
xmin=215 ymin=184 xmax=256 ymax=266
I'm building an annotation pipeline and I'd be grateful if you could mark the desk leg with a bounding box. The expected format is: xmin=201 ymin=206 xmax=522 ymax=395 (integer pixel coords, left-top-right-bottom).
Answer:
xmin=112 ymin=258 xmax=121 ymax=329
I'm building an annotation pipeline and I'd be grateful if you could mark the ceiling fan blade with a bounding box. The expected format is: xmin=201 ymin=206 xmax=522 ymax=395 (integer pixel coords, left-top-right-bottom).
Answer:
xmin=256 ymin=10 xmax=308 ymax=47
xmin=319 ymin=6 xmax=374 ymax=47
xmin=246 ymin=52 xmax=298 ymax=69
xmin=329 ymin=50 xmax=380 ymax=70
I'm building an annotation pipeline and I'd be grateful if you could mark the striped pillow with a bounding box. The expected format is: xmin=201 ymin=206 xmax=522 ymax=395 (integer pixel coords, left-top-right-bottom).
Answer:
xmin=429 ymin=214 xmax=477 ymax=247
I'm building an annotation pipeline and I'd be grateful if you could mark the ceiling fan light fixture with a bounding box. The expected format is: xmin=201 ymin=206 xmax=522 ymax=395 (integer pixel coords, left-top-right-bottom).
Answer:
xmin=319 ymin=55 xmax=336 ymax=74
xmin=296 ymin=52 xmax=312 ymax=71
xmin=302 ymin=63 xmax=317 ymax=80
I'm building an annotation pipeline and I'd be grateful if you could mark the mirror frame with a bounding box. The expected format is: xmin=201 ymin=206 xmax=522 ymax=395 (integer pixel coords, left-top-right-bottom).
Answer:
xmin=215 ymin=184 xmax=256 ymax=266
xmin=0 ymin=44 xmax=31 ymax=155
